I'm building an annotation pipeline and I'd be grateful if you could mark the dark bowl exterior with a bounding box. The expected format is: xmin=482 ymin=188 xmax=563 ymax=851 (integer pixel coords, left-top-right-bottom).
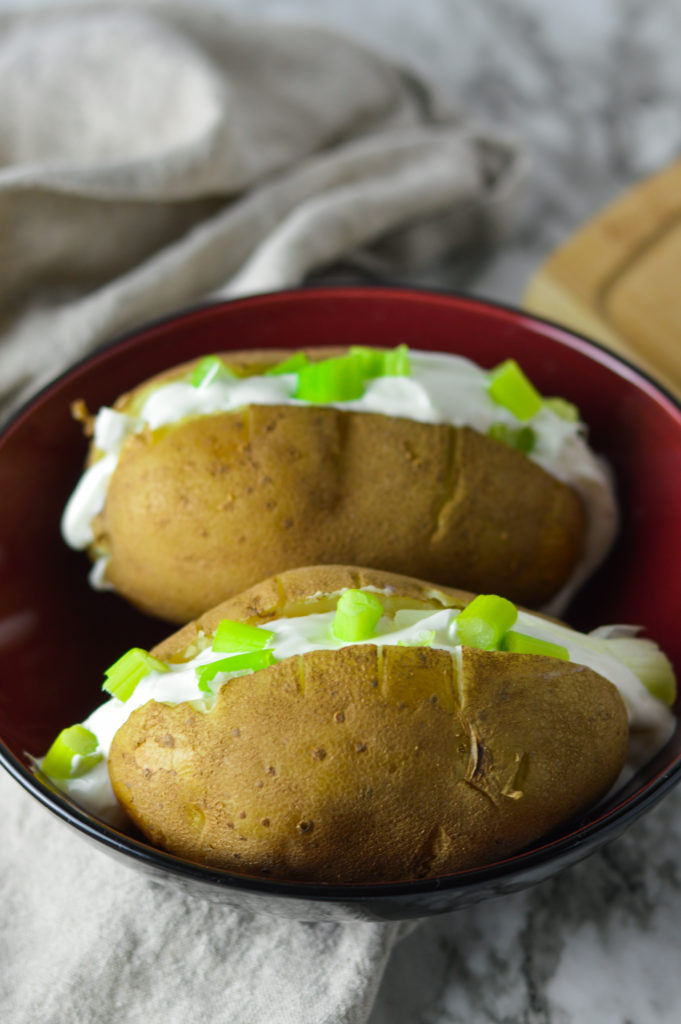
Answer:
xmin=1 ymin=285 xmax=681 ymax=922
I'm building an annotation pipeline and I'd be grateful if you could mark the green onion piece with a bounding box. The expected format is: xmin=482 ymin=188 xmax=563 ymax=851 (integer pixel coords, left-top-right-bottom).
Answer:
xmin=599 ymin=636 xmax=677 ymax=706
xmin=196 ymin=649 xmax=276 ymax=692
xmin=103 ymin=647 xmax=168 ymax=702
xmin=455 ymin=595 xmax=518 ymax=651
xmin=332 ymin=589 xmax=384 ymax=642
xmin=544 ymin=396 xmax=581 ymax=422
xmin=501 ymin=630 xmax=570 ymax=660
xmin=487 ymin=422 xmax=511 ymax=445
xmin=42 ymin=725 xmax=102 ymax=779
xmin=640 ymin=666 xmax=676 ymax=706
xmin=396 ymin=629 xmax=436 ymax=647
xmin=514 ymin=426 xmax=536 ymax=454
xmin=190 ymin=355 xmax=234 ymax=388
xmin=348 ymin=346 xmax=386 ymax=378
xmin=265 ymin=352 xmax=310 ymax=376
xmin=212 ymin=619 xmax=275 ymax=653
xmin=350 ymin=344 xmax=411 ymax=378
xmin=487 ymin=422 xmax=536 ymax=454
xmin=383 ymin=343 xmax=411 ymax=376
xmin=488 ymin=360 xmax=543 ymax=421
xmin=295 ymin=354 xmax=365 ymax=403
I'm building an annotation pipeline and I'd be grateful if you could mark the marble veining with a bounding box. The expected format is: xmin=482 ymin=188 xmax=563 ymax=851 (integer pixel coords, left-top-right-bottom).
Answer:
xmin=200 ymin=0 xmax=681 ymax=307
xmin=369 ymin=787 xmax=681 ymax=1023
xmin=316 ymin=1 xmax=681 ymax=1020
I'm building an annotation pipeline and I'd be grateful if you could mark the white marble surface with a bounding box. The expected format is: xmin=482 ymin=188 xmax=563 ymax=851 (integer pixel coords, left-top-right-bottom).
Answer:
xmin=365 ymin=6 xmax=681 ymax=1020
xmin=2 ymin=2 xmax=681 ymax=1022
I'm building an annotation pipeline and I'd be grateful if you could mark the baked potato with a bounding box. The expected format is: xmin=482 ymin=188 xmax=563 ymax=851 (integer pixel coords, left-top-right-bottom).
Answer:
xmin=61 ymin=347 xmax=617 ymax=623
xmin=40 ymin=566 xmax=676 ymax=884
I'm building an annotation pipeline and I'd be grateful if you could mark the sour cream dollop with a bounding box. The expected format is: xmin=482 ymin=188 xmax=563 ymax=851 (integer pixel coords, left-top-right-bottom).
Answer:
xmin=42 ymin=599 xmax=674 ymax=825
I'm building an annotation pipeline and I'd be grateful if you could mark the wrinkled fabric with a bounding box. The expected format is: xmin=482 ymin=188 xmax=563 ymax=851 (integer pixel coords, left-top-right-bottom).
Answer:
xmin=0 ymin=1 xmax=525 ymax=418
xmin=0 ymin=772 xmax=416 ymax=1024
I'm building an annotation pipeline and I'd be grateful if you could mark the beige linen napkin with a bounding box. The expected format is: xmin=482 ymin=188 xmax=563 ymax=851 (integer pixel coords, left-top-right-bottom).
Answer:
xmin=0 ymin=0 xmax=525 ymax=417
xmin=0 ymin=4 xmax=527 ymax=1022
xmin=0 ymin=771 xmax=415 ymax=1024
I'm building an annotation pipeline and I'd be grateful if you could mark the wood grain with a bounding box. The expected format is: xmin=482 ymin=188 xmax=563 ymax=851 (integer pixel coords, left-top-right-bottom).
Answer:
xmin=524 ymin=158 xmax=681 ymax=397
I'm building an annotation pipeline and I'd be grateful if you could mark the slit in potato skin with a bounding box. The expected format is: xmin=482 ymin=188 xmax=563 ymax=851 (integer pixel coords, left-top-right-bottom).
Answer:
xmin=96 ymin=395 xmax=586 ymax=624
xmin=108 ymin=568 xmax=628 ymax=884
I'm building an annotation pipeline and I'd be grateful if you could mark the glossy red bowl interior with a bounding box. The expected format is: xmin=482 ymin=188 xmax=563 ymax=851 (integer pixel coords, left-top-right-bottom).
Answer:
xmin=1 ymin=286 xmax=681 ymax=921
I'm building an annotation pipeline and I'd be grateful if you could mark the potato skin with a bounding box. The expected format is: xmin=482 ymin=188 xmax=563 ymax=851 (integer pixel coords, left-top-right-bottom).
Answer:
xmin=90 ymin=349 xmax=585 ymax=623
xmin=108 ymin=566 xmax=629 ymax=883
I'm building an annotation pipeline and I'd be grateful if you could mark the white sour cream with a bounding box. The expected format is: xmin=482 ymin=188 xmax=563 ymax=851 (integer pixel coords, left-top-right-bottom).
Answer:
xmin=59 ymin=351 xmax=618 ymax=614
xmin=44 ymin=600 xmax=674 ymax=824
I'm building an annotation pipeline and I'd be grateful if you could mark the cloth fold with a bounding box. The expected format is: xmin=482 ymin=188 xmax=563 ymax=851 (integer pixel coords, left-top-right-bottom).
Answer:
xmin=0 ymin=1 xmax=526 ymax=417
xmin=0 ymin=772 xmax=415 ymax=1024
xmin=0 ymin=5 xmax=526 ymax=1022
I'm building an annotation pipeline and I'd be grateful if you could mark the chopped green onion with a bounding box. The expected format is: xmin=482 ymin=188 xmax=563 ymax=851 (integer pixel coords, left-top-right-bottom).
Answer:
xmin=265 ymin=352 xmax=310 ymax=376
xmin=291 ymin=345 xmax=410 ymax=403
xmin=488 ymin=360 xmax=543 ymax=421
xmin=514 ymin=426 xmax=536 ymax=454
xmin=487 ymin=422 xmax=536 ymax=455
xmin=501 ymin=630 xmax=570 ymax=660
xmin=396 ymin=629 xmax=436 ymax=647
xmin=42 ymin=725 xmax=102 ymax=779
xmin=349 ymin=344 xmax=411 ymax=378
xmin=190 ymin=355 xmax=234 ymax=388
xmin=487 ymin=421 xmax=511 ymax=445
xmin=544 ymin=396 xmax=581 ymax=422
xmin=348 ymin=346 xmax=385 ymax=378
xmin=196 ymin=649 xmax=276 ymax=692
xmin=599 ymin=635 xmax=677 ymax=706
xmin=103 ymin=647 xmax=168 ymax=702
xmin=295 ymin=354 xmax=365 ymax=403
xmin=212 ymin=619 xmax=275 ymax=653
xmin=455 ymin=595 xmax=518 ymax=651
xmin=383 ymin=344 xmax=411 ymax=376
xmin=332 ymin=589 xmax=384 ymax=642
xmin=643 ymin=666 xmax=676 ymax=706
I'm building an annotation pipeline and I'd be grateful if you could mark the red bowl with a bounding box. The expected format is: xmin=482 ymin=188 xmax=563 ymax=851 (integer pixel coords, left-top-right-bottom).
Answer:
xmin=1 ymin=286 xmax=680 ymax=921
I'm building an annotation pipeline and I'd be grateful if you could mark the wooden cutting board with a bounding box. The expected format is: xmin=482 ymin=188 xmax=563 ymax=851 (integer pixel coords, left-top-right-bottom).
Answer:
xmin=523 ymin=158 xmax=681 ymax=397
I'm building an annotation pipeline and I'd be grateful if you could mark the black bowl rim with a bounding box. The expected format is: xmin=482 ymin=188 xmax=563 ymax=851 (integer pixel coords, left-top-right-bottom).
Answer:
xmin=2 ymin=282 xmax=681 ymax=905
